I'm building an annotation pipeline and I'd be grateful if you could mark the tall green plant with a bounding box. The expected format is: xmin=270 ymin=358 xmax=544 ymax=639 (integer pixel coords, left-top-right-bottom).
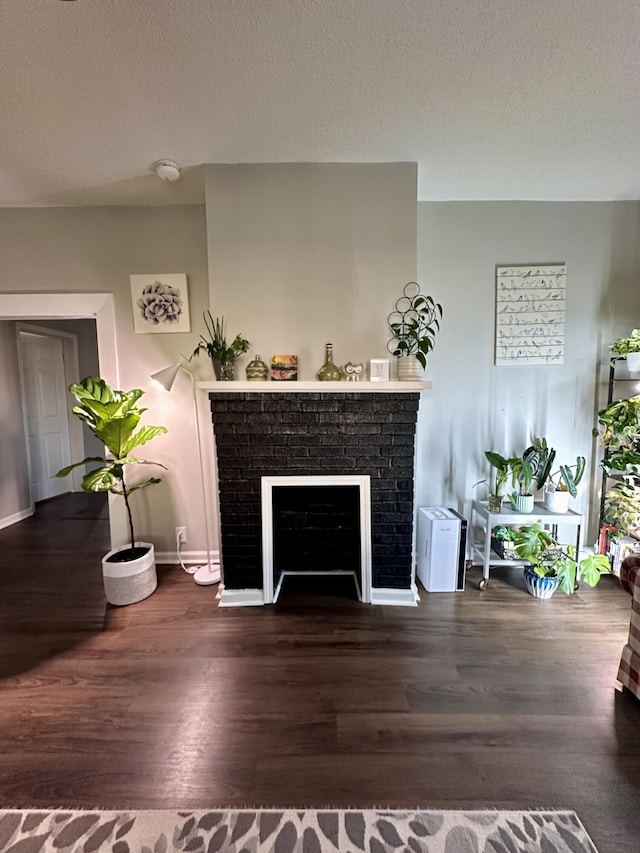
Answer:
xmin=57 ymin=377 xmax=167 ymax=556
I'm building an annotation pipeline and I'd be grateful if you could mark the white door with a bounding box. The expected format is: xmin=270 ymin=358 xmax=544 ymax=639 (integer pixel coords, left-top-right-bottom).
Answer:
xmin=20 ymin=332 xmax=73 ymax=501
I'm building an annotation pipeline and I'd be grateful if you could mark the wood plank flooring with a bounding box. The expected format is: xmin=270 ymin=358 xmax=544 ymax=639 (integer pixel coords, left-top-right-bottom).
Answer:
xmin=1 ymin=494 xmax=639 ymax=851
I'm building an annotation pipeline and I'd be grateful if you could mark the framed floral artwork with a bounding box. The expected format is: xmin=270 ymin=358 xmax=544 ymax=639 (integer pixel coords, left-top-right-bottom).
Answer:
xmin=130 ymin=274 xmax=190 ymax=333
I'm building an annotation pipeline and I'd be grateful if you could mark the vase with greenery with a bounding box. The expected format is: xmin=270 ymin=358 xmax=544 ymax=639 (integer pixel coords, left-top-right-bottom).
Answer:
xmin=387 ymin=282 xmax=442 ymax=379
xmin=512 ymin=523 xmax=610 ymax=597
xmin=56 ymin=377 xmax=167 ymax=605
xmin=475 ymin=451 xmax=511 ymax=512
xmin=190 ymin=311 xmax=250 ymax=381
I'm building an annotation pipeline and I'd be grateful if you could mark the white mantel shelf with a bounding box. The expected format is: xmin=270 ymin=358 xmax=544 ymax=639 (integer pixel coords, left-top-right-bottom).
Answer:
xmin=197 ymin=380 xmax=431 ymax=393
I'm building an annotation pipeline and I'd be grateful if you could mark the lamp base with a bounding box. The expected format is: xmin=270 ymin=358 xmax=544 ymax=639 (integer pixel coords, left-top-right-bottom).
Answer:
xmin=193 ymin=563 xmax=221 ymax=585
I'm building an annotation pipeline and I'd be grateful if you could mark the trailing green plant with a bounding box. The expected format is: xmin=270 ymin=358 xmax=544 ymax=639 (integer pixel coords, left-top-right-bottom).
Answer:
xmin=611 ymin=329 xmax=640 ymax=356
xmin=387 ymin=282 xmax=443 ymax=368
xmin=594 ymin=398 xmax=640 ymax=447
xmin=190 ymin=312 xmax=249 ymax=365
xmin=56 ymin=377 xmax=167 ymax=558
xmin=594 ymin=397 xmax=640 ymax=479
xmin=603 ymin=482 xmax=640 ymax=541
xmin=512 ymin=523 xmax=610 ymax=595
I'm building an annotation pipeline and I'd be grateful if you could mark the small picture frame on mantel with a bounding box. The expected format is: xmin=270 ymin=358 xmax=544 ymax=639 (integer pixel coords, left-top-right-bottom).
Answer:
xmin=369 ymin=358 xmax=390 ymax=382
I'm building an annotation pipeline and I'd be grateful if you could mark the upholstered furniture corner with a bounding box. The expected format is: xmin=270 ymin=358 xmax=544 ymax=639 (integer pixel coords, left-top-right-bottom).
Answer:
xmin=618 ymin=555 xmax=640 ymax=700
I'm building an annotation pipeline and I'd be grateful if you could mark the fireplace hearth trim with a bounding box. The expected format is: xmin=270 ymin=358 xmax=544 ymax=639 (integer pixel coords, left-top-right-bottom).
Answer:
xmin=261 ymin=474 xmax=372 ymax=604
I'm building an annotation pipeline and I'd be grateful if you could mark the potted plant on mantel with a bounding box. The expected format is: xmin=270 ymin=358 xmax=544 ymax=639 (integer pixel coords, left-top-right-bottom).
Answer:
xmin=56 ymin=377 xmax=167 ymax=606
xmin=611 ymin=329 xmax=640 ymax=374
xmin=190 ymin=311 xmax=249 ymax=381
xmin=512 ymin=524 xmax=610 ymax=598
xmin=387 ymin=281 xmax=442 ymax=380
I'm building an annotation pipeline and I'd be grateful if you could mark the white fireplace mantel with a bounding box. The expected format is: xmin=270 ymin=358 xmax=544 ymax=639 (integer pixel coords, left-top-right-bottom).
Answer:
xmin=197 ymin=380 xmax=431 ymax=393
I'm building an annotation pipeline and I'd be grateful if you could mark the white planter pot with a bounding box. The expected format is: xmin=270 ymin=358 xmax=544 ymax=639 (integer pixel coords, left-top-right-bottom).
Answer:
xmin=626 ymin=352 xmax=640 ymax=374
xmin=512 ymin=494 xmax=534 ymax=513
xmin=396 ymin=356 xmax=423 ymax=381
xmin=544 ymin=490 xmax=571 ymax=513
xmin=102 ymin=542 xmax=157 ymax=606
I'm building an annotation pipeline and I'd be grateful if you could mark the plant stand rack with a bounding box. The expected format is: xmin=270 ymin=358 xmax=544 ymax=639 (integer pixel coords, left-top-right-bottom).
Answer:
xmin=470 ymin=500 xmax=583 ymax=590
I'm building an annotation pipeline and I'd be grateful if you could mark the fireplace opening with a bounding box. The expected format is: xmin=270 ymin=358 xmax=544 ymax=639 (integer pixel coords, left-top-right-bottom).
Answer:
xmin=261 ymin=475 xmax=372 ymax=604
xmin=273 ymin=485 xmax=360 ymax=573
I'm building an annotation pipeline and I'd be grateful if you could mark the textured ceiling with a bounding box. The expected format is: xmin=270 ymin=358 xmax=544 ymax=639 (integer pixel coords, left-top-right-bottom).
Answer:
xmin=1 ymin=0 xmax=639 ymax=206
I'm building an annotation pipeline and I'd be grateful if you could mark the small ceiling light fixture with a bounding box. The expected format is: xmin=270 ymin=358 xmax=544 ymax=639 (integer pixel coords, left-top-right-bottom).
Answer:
xmin=154 ymin=160 xmax=181 ymax=182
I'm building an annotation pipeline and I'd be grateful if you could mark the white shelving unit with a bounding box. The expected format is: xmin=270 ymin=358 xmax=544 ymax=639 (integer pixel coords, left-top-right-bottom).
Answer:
xmin=470 ymin=500 xmax=583 ymax=590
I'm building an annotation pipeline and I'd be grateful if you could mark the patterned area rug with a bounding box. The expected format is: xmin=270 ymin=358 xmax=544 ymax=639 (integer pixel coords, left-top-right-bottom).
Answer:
xmin=0 ymin=808 xmax=598 ymax=852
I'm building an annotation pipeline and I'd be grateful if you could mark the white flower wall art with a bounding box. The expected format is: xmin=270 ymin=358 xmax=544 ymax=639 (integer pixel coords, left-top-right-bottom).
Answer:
xmin=130 ymin=274 xmax=190 ymax=334
xmin=495 ymin=264 xmax=566 ymax=365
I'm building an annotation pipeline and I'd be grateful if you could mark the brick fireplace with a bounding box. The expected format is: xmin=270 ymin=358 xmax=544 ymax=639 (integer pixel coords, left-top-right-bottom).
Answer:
xmin=205 ymin=383 xmax=425 ymax=606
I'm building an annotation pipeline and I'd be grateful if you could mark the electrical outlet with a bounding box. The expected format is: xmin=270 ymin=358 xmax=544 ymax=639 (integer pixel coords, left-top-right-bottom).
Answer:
xmin=176 ymin=526 xmax=187 ymax=544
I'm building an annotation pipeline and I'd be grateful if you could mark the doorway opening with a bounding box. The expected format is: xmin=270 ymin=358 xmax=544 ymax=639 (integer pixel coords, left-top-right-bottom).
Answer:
xmin=0 ymin=293 xmax=118 ymax=544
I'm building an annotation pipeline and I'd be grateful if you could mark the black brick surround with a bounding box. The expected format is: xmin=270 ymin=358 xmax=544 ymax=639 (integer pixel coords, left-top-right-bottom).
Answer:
xmin=209 ymin=392 xmax=421 ymax=592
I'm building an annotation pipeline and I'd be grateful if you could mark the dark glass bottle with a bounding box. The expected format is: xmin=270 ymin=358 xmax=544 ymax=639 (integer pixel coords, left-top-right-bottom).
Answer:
xmin=317 ymin=343 xmax=343 ymax=381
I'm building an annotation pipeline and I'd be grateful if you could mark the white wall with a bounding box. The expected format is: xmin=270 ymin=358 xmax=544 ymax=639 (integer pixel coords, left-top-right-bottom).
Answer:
xmin=2 ymin=193 xmax=639 ymax=558
xmin=0 ymin=206 xmax=215 ymax=555
xmin=416 ymin=201 xmax=640 ymax=543
xmin=204 ymin=163 xmax=418 ymax=376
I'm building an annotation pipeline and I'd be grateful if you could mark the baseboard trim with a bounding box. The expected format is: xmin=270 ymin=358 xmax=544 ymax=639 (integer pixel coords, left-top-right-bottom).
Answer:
xmin=155 ymin=550 xmax=221 ymax=566
xmin=218 ymin=588 xmax=265 ymax=607
xmin=370 ymin=584 xmax=419 ymax=606
xmin=0 ymin=506 xmax=34 ymax=531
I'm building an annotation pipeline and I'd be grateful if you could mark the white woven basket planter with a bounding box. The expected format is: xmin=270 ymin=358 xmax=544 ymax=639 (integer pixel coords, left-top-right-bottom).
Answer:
xmin=102 ymin=542 xmax=157 ymax=606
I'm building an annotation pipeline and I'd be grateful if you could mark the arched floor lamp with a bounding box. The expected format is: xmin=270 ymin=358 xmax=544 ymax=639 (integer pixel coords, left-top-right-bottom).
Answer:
xmin=150 ymin=362 xmax=220 ymax=586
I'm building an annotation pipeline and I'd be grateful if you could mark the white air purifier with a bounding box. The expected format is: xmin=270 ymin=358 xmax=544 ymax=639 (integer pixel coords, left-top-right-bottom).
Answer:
xmin=416 ymin=507 xmax=467 ymax=592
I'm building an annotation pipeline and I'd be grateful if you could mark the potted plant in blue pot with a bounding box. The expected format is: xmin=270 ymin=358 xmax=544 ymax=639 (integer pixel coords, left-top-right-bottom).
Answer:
xmin=512 ymin=524 xmax=610 ymax=598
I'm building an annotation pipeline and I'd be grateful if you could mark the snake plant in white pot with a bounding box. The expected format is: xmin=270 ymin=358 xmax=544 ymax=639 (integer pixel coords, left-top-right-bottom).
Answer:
xmin=57 ymin=377 xmax=167 ymax=606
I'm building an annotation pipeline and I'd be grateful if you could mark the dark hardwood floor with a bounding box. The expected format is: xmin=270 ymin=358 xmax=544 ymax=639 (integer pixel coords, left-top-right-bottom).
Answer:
xmin=1 ymin=494 xmax=639 ymax=851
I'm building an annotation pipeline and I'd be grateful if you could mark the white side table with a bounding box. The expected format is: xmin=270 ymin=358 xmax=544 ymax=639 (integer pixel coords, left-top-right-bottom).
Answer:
xmin=470 ymin=500 xmax=583 ymax=590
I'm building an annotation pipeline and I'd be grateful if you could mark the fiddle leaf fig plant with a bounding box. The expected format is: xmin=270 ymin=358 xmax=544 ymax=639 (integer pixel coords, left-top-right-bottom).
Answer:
xmin=56 ymin=377 xmax=167 ymax=558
